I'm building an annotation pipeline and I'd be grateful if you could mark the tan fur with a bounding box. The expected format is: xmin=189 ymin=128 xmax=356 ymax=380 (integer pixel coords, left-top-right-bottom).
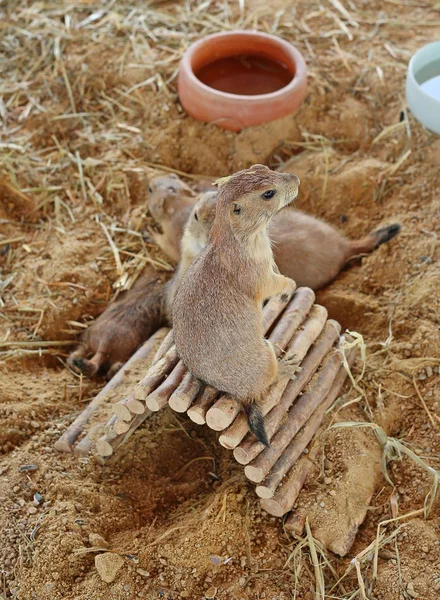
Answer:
xmin=172 ymin=165 xmax=299 ymax=426
xmin=146 ymin=174 xmax=195 ymax=262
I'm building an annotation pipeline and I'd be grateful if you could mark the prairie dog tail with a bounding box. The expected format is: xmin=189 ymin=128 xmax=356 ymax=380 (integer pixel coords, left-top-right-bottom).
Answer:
xmin=346 ymin=223 xmax=401 ymax=262
xmin=244 ymin=402 xmax=270 ymax=447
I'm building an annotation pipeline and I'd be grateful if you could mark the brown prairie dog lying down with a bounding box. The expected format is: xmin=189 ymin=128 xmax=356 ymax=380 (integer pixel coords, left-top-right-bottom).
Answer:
xmin=173 ymin=165 xmax=301 ymax=446
xmin=146 ymin=173 xmax=196 ymax=262
xmin=166 ymin=189 xmax=401 ymax=302
xmin=68 ymin=265 xmax=169 ymax=379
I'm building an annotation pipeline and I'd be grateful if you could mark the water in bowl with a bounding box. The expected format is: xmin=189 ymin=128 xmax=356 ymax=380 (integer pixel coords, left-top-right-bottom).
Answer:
xmin=195 ymin=54 xmax=293 ymax=96
xmin=416 ymin=58 xmax=440 ymax=101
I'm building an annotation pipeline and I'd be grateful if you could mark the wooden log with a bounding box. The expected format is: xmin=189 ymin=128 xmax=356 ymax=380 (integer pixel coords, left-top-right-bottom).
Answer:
xmin=152 ymin=329 xmax=174 ymax=361
xmin=260 ymin=441 xmax=320 ymax=517
xmin=168 ymin=371 xmax=202 ymax=412
xmin=95 ymin=410 xmax=152 ymax=462
xmin=104 ymin=415 xmax=119 ymax=440
xmin=268 ymin=287 xmax=316 ymax=354
xmin=187 ymin=386 xmax=219 ymax=425
xmin=54 ymin=328 xmax=168 ymax=452
xmin=146 ymin=360 xmax=187 ymax=411
xmin=113 ymin=419 xmax=131 ymax=436
xmin=133 ymin=345 xmax=179 ymax=401
xmin=240 ymin=352 xmax=342 ymax=479
xmin=261 ymin=290 xmax=294 ymax=331
xmin=259 ymin=348 xmax=357 ymax=516
xmin=282 ymin=304 xmax=328 ymax=362
xmin=112 ymin=400 xmax=134 ymax=422
xmin=126 ymin=396 xmax=146 ymax=414
xmin=218 ymin=320 xmax=340 ymax=449
xmin=205 ymin=289 xmax=316 ymax=432
xmin=205 ymin=395 xmax=240 ymax=431
xmin=74 ymin=425 xmax=102 ymax=456
xmin=284 ymin=510 xmax=307 ymax=536
xmin=256 ymin=359 xmax=352 ymax=497
xmin=233 ymin=317 xmax=335 ymax=465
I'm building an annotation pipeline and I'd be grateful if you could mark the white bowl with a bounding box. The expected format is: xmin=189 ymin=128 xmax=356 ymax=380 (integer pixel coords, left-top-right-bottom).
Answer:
xmin=406 ymin=40 xmax=440 ymax=135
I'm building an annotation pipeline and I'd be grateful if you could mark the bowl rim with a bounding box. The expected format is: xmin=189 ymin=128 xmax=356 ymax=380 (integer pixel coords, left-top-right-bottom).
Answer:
xmin=180 ymin=29 xmax=307 ymax=102
xmin=407 ymin=40 xmax=440 ymax=104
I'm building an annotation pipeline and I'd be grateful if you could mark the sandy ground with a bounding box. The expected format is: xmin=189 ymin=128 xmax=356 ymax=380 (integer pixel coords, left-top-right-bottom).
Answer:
xmin=1 ymin=1 xmax=440 ymax=599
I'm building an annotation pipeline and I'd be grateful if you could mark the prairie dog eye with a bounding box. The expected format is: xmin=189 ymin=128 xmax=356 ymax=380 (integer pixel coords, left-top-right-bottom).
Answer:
xmin=148 ymin=185 xmax=153 ymax=193
xmin=233 ymin=204 xmax=241 ymax=215
xmin=168 ymin=186 xmax=176 ymax=193
xmin=262 ymin=189 xmax=276 ymax=200
xmin=194 ymin=212 xmax=199 ymax=221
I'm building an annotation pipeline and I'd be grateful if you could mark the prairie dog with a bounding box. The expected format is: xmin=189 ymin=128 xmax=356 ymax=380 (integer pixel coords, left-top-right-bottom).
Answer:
xmin=173 ymin=165 xmax=301 ymax=446
xmin=68 ymin=265 xmax=169 ymax=379
xmin=166 ymin=190 xmax=401 ymax=297
xmin=146 ymin=173 xmax=195 ymax=262
xmin=165 ymin=191 xmax=217 ymax=318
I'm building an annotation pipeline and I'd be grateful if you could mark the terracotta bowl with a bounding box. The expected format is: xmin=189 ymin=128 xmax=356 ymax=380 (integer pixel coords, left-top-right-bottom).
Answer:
xmin=178 ymin=30 xmax=307 ymax=132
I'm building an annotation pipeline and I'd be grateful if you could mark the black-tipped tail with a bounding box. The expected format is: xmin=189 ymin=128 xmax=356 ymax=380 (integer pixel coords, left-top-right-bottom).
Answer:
xmin=244 ymin=403 xmax=270 ymax=447
xmin=371 ymin=223 xmax=401 ymax=248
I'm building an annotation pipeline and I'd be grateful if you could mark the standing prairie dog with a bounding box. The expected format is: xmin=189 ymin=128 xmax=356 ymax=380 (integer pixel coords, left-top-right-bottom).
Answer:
xmin=173 ymin=165 xmax=301 ymax=446
xmin=165 ymin=190 xmax=401 ymax=312
xmin=146 ymin=173 xmax=196 ymax=262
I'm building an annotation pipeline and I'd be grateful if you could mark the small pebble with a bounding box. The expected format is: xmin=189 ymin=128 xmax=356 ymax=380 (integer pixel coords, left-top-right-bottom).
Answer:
xmin=28 ymin=506 xmax=38 ymax=515
xmin=406 ymin=582 xmax=417 ymax=598
xmin=95 ymin=552 xmax=124 ymax=583
xmin=205 ymin=587 xmax=217 ymax=599
xmin=19 ymin=465 xmax=38 ymax=472
xmin=137 ymin=568 xmax=150 ymax=578
xmin=33 ymin=492 xmax=43 ymax=506
xmin=180 ymin=592 xmax=189 ymax=598
xmin=329 ymin=490 xmax=336 ymax=497
xmin=324 ymin=477 xmax=332 ymax=485
xmin=320 ymin=501 xmax=326 ymax=508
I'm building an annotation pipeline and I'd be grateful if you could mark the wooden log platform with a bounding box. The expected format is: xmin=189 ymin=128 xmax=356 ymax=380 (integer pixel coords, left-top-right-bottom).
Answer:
xmin=55 ymin=287 xmax=358 ymax=523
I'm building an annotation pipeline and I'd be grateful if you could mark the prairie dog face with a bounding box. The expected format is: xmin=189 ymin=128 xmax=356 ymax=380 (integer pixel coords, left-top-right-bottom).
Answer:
xmin=147 ymin=173 xmax=194 ymax=224
xmin=182 ymin=191 xmax=217 ymax=259
xmin=215 ymin=164 xmax=300 ymax=236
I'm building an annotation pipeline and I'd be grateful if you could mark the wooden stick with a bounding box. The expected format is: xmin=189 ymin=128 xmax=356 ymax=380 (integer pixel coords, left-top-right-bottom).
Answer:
xmin=260 ymin=441 xmax=321 ymax=517
xmin=233 ymin=316 xmax=334 ymax=465
xmin=284 ymin=510 xmax=307 ymax=536
xmin=133 ymin=345 xmax=179 ymax=401
xmin=146 ymin=360 xmax=187 ymax=411
xmin=74 ymin=425 xmax=102 ymax=456
xmin=261 ymin=290 xmax=294 ymax=331
xmin=259 ymin=349 xmax=357 ymax=516
xmin=240 ymin=352 xmax=342 ymax=479
xmin=282 ymin=304 xmax=328 ymax=362
xmin=268 ymin=287 xmax=316 ymax=354
xmin=187 ymin=386 xmax=219 ymax=424
xmin=95 ymin=410 xmax=152 ymax=462
xmin=205 ymin=289 xmax=316 ymax=432
xmin=126 ymin=396 xmax=146 ymax=414
xmin=54 ymin=328 xmax=168 ymax=452
xmin=113 ymin=418 xmax=131 ymax=436
xmin=104 ymin=415 xmax=119 ymax=440
xmin=205 ymin=395 xmax=240 ymax=431
xmin=152 ymin=329 xmax=174 ymax=362
xmin=168 ymin=371 xmax=202 ymax=412
xmin=218 ymin=320 xmax=340 ymax=449
xmin=112 ymin=400 xmax=133 ymax=422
